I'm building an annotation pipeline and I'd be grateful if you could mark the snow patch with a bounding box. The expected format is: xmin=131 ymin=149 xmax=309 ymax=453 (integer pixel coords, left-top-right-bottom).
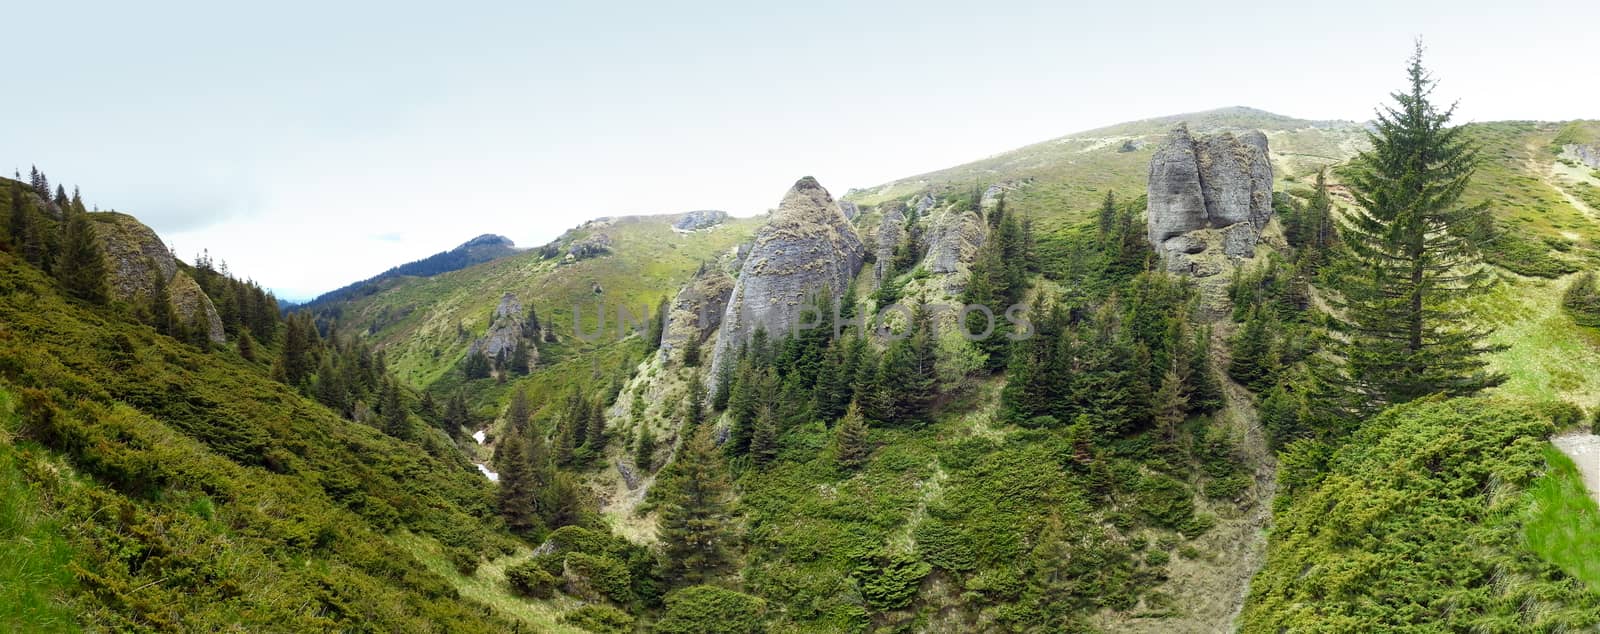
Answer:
xmin=472 ymin=429 xmax=486 ymax=444
xmin=475 ymin=463 xmax=499 ymax=482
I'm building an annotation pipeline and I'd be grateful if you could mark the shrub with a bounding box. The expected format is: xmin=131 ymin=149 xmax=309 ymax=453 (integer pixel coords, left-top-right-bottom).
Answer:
xmin=654 ymin=585 xmax=767 ymax=634
xmin=505 ymin=560 xmax=558 ymax=599
xmin=1563 ymin=271 xmax=1600 ymax=328
xmin=563 ymin=552 xmax=632 ymax=604
xmin=559 ymin=605 xmax=634 ymax=633
xmin=854 ymin=551 xmax=932 ymax=610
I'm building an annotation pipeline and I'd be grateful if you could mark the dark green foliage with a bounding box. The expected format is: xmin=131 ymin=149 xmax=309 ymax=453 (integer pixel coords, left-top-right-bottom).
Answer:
xmin=559 ymin=604 xmax=634 ymax=633
xmin=877 ymin=306 xmax=938 ymax=427
xmin=654 ymin=585 xmax=767 ymax=634
xmin=496 ymin=434 xmax=543 ymax=536
xmin=565 ymin=552 xmax=634 ymax=603
xmin=657 ymin=427 xmax=733 ymax=586
xmin=1243 ymin=399 xmax=1600 ymax=631
xmin=854 ymin=551 xmax=932 ymax=610
xmin=1562 ymin=271 xmax=1600 ymax=328
xmin=1227 ymin=308 xmax=1276 ymax=391
xmin=749 ymin=405 xmax=779 ymax=467
xmin=833 ymin=401 xmax=871 ymax=470
xmin=1001 ymin=301 xmax=1152 ymax=439
xmin=55 ymin=208 xmax=109 ymax=304
xmin=506 ymin=560 xmax=558 ymax=598
xmin=635 ymin=425 xmax=657 ymax=471
xmin=646 ymin=297 xmax=668 ymax=354
xmin=1324 ymin=46 xmax=1505 ymax=415
xmin=462 ymin=348 xmax=491 ymax=379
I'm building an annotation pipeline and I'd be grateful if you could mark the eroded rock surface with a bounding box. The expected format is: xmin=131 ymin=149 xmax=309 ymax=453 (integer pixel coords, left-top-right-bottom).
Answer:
xmin=1148 ymin=124 xmax=1275 ymax=274
xmin=91 ymin=212 xmax=225 ymax=343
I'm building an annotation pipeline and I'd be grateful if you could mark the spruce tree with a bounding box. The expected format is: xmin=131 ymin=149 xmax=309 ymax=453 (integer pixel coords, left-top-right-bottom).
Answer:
xmin=56 ymin=209 xmax=109 ymax=304
xmin=658 ymin=426 xmax=733 ymax=586
xmin=506 ymin=387 xmax=532 ymax=432
xmin=1327 ymin=45 xmax=1504 ymax=413
xmin=496 ymin=435 xmax=542 ymax=535
xmin=382 ymin=380 xmax=411 ymax=440
xmin=237 ymin=329 xmax=258 ymax=362
xmin=879 ymin=307 xmax=938 ymax=426
xmin=749 ymin=405 xmax=779 ymax=468
xmin=585 ymin=396 xmax=607 ymax=451
xmin=636 ymin=425 xmax=658 ymax=471
xmin=681 ymin=333 xmax=702 ymax=367
xmin=833 ymin=401 xmax=871 ymax=470
xmin=684 ymin=372 xmax=706 ymax=428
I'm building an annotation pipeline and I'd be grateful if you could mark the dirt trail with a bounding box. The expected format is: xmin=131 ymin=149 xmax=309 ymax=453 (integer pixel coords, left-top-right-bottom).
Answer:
xmin=1552 ymin=433 xmax=1600 ymax=507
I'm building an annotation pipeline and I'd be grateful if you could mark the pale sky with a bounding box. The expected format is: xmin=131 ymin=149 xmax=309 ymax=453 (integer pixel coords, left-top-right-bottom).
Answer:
xmin=4 ymin=0 xmax=1595 ymax=300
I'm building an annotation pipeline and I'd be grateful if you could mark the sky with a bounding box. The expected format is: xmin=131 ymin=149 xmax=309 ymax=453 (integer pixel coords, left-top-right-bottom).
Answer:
xmin=4 ymin=0 xmax=1596 ymax=300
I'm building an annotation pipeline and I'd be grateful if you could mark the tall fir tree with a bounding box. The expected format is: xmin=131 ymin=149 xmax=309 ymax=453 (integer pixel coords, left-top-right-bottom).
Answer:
xmin=381 ymin=379 xmax=411 ymax=440
xmin=749 ymin=405 xmax=779 ymax=467
xmin=55 ymin=208 xmax=109 ymax=304
xmin=496 ymin=435 xmax=543 ymax=535
xmin=1325 ymin=44 xmax=1505 ymax=414
xmin=833 ymin=401 xmax=871 ymax=470
xmin=658 ymin=426 xmax=734 ymax=587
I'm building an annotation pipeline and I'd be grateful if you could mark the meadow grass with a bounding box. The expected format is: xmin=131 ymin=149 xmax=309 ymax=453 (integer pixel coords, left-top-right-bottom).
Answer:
xmin=1523 ymin=446 xmax=1600 ymax=592
xmin=1471 ymin=273 xmax=1600 ymax=410
xmin=391 ymin=530 xmax=588 ymax=634
xmin=0 ymin=387 xmax=80 ymax=633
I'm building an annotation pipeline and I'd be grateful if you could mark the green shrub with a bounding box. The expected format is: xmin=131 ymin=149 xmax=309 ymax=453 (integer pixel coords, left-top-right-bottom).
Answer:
xmin=559 ymin=604 xmax=634 ymax=633
xmin=1563 ymin=271 xmax=1600 ymax=328
xmin=563 ymin=552 xmax=632 ymax=604
xmin=654 ymin=585 xmax=767 ymax=634
xmin=913 ymin=520 xmax=977 ymax=571
xmin=854 ymin=551 xmax=932 ymax=610
xmin=1133 ymin=472 xmax=1194 ymax=530
xmin=505 ymin=560 xmax=558 ymax=599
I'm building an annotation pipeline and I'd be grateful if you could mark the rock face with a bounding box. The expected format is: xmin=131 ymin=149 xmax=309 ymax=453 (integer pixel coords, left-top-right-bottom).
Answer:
xmin=1148 ymin=124 xmax=1273 ymax=247
xmin=925 ymin=207 xmax=988 ymax=275
xmin=468 ymin=293 xmax=534 ymax=364
xmin=838 ymin=200 xmax=861 ymax=221
xmin=980 ymin=184 xmax=1004 ymax=208
xmin=673 ymin=210 xmax=729 ymax=232
xmin=91 ymin=213 xmax=224 ymax=343
xmin=875 ymin=201 xmax=906 ymax=281
xmin=1147 ymin=125 xmax=1275 ymax=270
xmin=1564 ymin=144 xmax=1600 ymax=169
xmin=659 ymin=265 xmax=735 ymax=361
xmin=707 ymin=177 xmax=865 ymax=382
xmin=566 ymin=233 xmax=613 ymax=260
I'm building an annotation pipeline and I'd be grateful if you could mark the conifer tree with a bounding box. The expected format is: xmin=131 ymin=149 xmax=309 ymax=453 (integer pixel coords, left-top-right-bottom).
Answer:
xmin=146 ymin=267 xmax=180 ymax=337
xmin=585 ymin=396 xmax=607 ymax=451
xmin=1228 ymin=307 xmax=1275 ymax=390
xmin=1184 ymin=327 xmax=1224 ymax=414
xmin=1326 ymin=45 xmax=1504 ymax=413
xmin=880 ymin=307 xmax=938 ymax=426
xmin=508 ymin=339 xmax=531 ymax=375
xmin=506 ymin=386 xmax=532 ymax=432
xmin=315 ymin=356 xmax=348 ymax=415
xmin=237 ymin=329 xmax=258 ymax=362
xmin=496 ymin=434 xmax=542 ymax=535
xmin=382 ymin=380 xmax=411 ymax=440
xmin=833 ymin=401 xmax=871 ymax=470
xmin=444 ymin=390 xmax=472 ymax=434
xmin=684 ymin=372 xmax=706 ymax=428
xmin=710 ymin=357 xmax=735 ymax=411
xmin=749 ymin=406 xmax=779 ymax=467
xmin=463 ymin=348 xmax=492 ymax=379
xmin=56 ymin=209 xmax=109 ymax=304
xmin=636 ymin=425 xmax=658 ymax=472
xmin=681 ymin=333 xmax=702 ymax=367
xmin=658 ymin=426 xmax=733 ymax=586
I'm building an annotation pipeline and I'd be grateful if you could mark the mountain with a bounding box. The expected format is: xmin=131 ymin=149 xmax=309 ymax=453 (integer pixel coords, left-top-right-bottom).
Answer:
xmin=8 ymin=100 xmax=1600 ymax=633
xmin=298 ymin=233 xmax=522 ymax=311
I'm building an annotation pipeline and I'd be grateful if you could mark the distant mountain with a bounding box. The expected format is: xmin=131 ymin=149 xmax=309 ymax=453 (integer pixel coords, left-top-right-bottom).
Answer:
xmin=298 ymin=233 xmax=521 ymax=311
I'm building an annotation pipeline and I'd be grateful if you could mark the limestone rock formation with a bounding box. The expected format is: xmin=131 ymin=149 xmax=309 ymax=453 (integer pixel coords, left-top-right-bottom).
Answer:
xmin=707 ymin=177 xmax=865 ymax=381
xmin=90 ymin=212 xmax=225 ymax=343
xmin=925 ymin=207 xmax=988 ymax=276
xmin=875 ymin=201 xmax=906 ymax=281
xmin=1147 ymin=124 xmax=1275 ymax=273
xmin=673 ymin=210 xmax=729 ymax=232
xmin=659 ymin=265 xmax=734 ymax=361
xmin=838 ymin=200 xmax=860 ymax=221
xmin=468 ymin=293 xmax=534 ymax=365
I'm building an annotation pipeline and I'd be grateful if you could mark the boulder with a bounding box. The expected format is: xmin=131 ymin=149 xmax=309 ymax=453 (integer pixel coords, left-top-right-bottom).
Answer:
xmin=707 ymin=177 xmax=864 ymax=382
xmin=168 ymin=272 xmax=226 ymax=343
xmin=566 ymin=233 xmax=613 ymax=260
xmin=673 ymin=210 xmax=728 ymax=232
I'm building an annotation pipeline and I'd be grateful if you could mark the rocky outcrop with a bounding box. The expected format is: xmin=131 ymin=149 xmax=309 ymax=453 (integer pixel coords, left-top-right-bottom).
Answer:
xmin=90 ymin=213 xmax=224 ymax=343
xmin=1147 ymin=125 xmax=1275 ymax=271
xmin=1564 ymin=144 xmax=1600 ymax=169
xmin=925 ymin=207 xmax=988 ymax=275
xmin=659 ymin=265 xmax=734 ymax=361
xmin=980 ymin=184 xmax=1004 ymax=208
xmin=707 ymin=177 xmax=865 ymax=381
xmin=566 ymin=233 xmax=613 ymax=261
xmin=875 ymin=201 xmax=906 ymax=281
xmin=673 ymin=210 xmax=728 ymax=232
xmin=468 ymin=293 xmax=534 ymax=364
xmin=914 ymin=193 xmax=936 ymax=217
xmin=839 ymin=200 xmax=861 ymax=221
xmin=1147 ymin=125 xmax=1272 ymax=244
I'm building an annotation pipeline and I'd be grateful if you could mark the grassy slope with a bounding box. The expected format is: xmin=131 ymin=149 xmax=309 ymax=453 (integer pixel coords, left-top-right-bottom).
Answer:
xmin=328 ymin=214 xmax=760 ymax=391
xmin=0 ymin=389 xmax=78 ymax=633
xmin=0 ymin=253 xmax=527 ymax=631
xmin=1524 ymin=447 xmax=1600 ymax=591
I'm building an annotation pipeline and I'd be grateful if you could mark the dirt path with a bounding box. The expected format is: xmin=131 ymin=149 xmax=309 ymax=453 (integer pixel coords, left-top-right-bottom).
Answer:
xmin=1552 ymin=433 xmax=1600 ymax=507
